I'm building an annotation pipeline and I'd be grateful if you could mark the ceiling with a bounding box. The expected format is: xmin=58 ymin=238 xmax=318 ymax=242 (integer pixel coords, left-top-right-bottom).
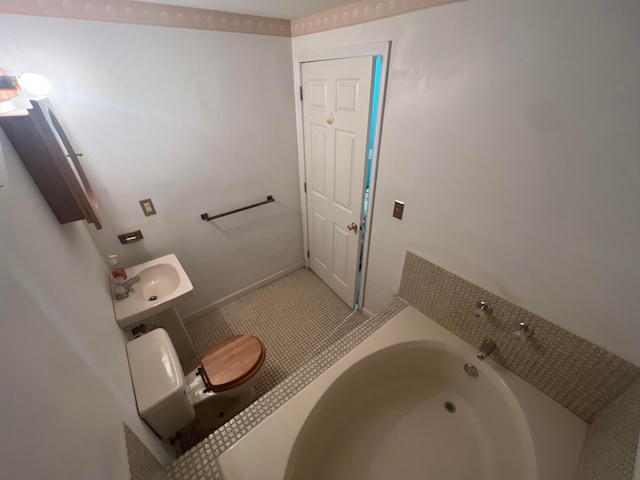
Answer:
xmin=133 ymin=0 xmax=356 ymax=19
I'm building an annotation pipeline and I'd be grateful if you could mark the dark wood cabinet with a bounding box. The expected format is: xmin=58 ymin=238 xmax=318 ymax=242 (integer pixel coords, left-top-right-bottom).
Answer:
xmin=0 ymin=97 xmax=101 ymax=229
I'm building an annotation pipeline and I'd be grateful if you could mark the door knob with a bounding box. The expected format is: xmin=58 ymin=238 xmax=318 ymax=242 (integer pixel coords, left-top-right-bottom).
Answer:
xmin=347 ymin=222 xmax=358 ymax=233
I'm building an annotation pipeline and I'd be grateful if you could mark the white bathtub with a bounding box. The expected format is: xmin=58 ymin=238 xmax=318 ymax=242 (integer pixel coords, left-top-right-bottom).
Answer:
xmin=219 ymin=306 xmax=588 ymax=480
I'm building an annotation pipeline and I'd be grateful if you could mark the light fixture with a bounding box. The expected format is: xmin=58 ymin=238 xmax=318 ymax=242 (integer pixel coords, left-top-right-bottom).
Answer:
xmin=19 ymin=73 xmax=52 ymax=96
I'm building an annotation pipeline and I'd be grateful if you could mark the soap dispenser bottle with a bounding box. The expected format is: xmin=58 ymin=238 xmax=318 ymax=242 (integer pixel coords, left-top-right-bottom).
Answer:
xmin=109 ymin=255 xmax=127 ymax=282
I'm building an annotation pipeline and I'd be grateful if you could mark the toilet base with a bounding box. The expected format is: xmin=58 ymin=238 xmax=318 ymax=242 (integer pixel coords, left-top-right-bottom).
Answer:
xmin=193 ymin=387 xmax=256 ymax=433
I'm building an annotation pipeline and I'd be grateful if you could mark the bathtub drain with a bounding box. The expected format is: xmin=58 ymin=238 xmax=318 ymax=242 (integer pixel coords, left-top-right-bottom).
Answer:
xmin=444 ymin=401 xmax=456 ymax=413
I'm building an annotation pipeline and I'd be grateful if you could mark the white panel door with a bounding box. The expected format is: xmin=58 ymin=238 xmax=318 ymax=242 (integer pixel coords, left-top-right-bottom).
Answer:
xmin=302 ymin=57 xmax=374 ymax=307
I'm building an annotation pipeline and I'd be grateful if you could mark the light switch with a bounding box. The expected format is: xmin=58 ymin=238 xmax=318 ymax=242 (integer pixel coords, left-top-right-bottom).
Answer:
xmin=139 ymin=198 xmax=157 ymax=217
xmin=393 ymin=200 xmax=405 ymax=220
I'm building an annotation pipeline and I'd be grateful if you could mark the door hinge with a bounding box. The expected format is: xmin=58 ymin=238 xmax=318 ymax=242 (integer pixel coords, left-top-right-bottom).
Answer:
xmin=307 ymin=249 xmax=310 ymax=258
xmin=304 ymin=182 xmax=307 ymax=193
xmin=299 ymin=86 xmax=303 ymax=101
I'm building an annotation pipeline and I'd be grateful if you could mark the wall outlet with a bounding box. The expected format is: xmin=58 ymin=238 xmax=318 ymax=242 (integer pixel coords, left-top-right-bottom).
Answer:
xmin=393 ymin=200 xmax=405 ymax=220
xmin=139 ymin=198 xmax=157 ymax=216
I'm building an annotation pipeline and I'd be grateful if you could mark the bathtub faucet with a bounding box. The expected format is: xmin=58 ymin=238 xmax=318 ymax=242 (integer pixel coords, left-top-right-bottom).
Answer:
xmin=477 ymin=339 xmax=497 ymax=361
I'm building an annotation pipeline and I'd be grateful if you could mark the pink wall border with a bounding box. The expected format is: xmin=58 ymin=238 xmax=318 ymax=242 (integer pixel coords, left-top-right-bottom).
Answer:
xmin=0 ymin=0 xmax=291 ymax=36
xmin=291 ymin=0 xmax=461 ymax=37
xmin=0 ymin=0 xmax=460 ymax=37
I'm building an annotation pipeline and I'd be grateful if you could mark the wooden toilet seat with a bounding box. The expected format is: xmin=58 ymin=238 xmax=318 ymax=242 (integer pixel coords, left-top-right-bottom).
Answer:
xmin=200 ymin=335 xmax=266 ymax=393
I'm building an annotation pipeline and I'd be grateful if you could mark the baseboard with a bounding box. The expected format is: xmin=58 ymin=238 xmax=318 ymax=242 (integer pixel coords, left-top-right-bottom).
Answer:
xmin=182 ymin=262 xmax=306 ymax=324
xmin=362 ymin=307 xmax=374 ymax=318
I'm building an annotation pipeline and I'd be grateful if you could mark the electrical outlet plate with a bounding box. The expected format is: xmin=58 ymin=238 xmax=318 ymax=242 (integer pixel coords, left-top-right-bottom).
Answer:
xmin=139 ymin=198 xmax=157 ymax=216
xmin=393 ymin=200 xmax=405 ymax=220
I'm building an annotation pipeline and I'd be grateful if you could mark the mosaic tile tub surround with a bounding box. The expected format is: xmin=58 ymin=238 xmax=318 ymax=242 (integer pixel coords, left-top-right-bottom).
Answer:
xmin=399 ymin=251 xmax=640 ymax=423
xmin=575 ymin=380 xmax=640 ymax=480
xmin=160 ymin=253 xmax=640 ymax=479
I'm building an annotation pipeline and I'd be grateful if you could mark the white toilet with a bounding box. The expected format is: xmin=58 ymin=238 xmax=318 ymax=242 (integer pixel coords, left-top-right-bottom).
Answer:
xmin=126 ymin=328 xmax=266 ymax=439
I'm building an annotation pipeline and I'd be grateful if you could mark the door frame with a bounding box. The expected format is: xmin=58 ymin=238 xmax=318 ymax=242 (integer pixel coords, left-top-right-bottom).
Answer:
xmin=293 ymin=41 xmax=391 ymax=311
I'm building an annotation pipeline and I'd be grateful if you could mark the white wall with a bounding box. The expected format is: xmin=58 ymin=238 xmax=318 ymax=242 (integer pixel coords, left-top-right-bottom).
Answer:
xmin=0 ymin=128 xmax=173 ymax=478
xmin=0 ymin=14 xmax=303 ymax=318
xmin=293 ymin=0 xmax=640 ymax=366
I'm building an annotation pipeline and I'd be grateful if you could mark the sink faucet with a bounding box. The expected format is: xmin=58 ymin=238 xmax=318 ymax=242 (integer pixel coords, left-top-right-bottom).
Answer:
xmin=113 ymin=275 xmax=140 ymax=300
xmin=477 ymin=339 xmax=497 ymax=361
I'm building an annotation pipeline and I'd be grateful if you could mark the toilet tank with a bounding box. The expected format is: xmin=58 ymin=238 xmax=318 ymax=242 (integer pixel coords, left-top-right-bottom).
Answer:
xmin=126 ymin=328 xmax=195 ymax=438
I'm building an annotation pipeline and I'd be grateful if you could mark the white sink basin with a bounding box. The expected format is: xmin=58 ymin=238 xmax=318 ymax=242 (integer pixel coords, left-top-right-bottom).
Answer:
xmin=113 ymin=254 xmax=193 ymax=328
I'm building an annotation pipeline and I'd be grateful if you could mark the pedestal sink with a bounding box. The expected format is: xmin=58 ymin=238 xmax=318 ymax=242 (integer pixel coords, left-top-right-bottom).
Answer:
xmin=112 ymin=253 xmax=195 ymax=364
